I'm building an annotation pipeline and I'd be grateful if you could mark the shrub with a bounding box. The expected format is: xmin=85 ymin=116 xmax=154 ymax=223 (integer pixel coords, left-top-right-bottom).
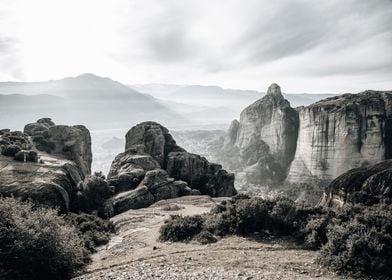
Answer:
xmin=159 ymin=215 xmax=204 ymax=242
xmin=1 ymin=144 xmax=21 ymax=157
xmin=0 ymin=197 xmax=87 ymax=280
xmin=13 ymin=150 xmax=38 ymax=162
xmin=318 ymin=205 xmax=392 ymax=277
xmin=65 ymin=212 xmax=115 ymax=253
xmin=72 ymin=175 xmax=114 ymax=217
xmin=304 ymin=211 xmax=334 ymax=249
xmin=194 ymin=230 xmax=217 ymax=244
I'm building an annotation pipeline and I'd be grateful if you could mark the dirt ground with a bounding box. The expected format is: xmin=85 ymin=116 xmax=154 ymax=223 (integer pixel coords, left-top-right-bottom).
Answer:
xmin=74 ymin=196 xmax=349 ymax=280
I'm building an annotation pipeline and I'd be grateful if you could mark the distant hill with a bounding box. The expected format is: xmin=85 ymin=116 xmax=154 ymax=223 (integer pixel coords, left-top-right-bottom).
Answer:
xmin=0 ymin=74 xmax=185 ymax=130
xmin=130 ymin=83 xmax=338 ymax=112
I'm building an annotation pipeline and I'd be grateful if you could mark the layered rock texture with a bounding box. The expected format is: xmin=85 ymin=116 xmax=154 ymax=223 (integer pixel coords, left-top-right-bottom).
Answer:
xmin=0 ymin=119 xmax=91 ymax=212
xmin=287 ymin=90 xmax=392 ymax=183
xmin=215 ymin=86 xmax=392 ymax=188
xmin=319 ymin=159 xmax=392 ymax=207
xmin=217 ymin=84 xmax=299 ymax=186
xmin=107 ymin=122 xmax=236 ymax=215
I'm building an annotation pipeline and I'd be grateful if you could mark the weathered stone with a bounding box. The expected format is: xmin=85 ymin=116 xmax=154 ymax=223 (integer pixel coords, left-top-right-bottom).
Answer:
xmin=125 ymin=121 xmax=185 ymax=167
xmin=287 ymin=90 xmax=392 ymax=184
xmin=109 ymin=186 xmax=155 ymax=215
xmin=0 ymin=153 xmax=84 ymax=212
xmin=319 ymin=159 xmax=392 ymax=207
xmin=0 ymin=122 xmax=92 ymax=212
xmin=216 ymin=83 xmax=299 ymax=187
xmin=166 ymin=152 xmax=237 ymax=197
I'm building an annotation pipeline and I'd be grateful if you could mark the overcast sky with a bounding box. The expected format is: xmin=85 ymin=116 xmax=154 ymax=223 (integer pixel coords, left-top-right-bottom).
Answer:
xmin=0 ymin=0 xmax=391 ymax=93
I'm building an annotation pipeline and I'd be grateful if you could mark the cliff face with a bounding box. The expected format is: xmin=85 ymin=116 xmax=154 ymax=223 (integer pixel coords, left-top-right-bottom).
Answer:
xmin=287 ymin=91 xmax=392 ymax=183
xmin=218 ymin=84 xmax=299 ymax=186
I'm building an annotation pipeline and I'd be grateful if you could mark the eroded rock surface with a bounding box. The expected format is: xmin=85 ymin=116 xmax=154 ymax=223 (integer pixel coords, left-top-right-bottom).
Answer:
xmin=319 ymin=159 xmax=392 ymax=207
xmin=24 ymin=118 xmax=92 ymax=176
xmin=0 ymin=129 xmax=86 ymax=212
xmin=287 ymin=91 xmax=392 ymax=184
xmin=216 ymin=84 xmax=299 ymax=187
xmin=106 ymin=121 xmax=236 ymax=215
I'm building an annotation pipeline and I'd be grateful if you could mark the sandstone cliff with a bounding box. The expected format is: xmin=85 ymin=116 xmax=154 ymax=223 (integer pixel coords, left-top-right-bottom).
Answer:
xmin=287 ymin=90 xmax=392 ymax=184
xmin=217 ymin=84 xmax=299 ymax=187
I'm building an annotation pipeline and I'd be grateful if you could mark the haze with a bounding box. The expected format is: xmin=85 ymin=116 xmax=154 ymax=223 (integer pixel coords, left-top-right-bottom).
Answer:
xmin=1 ymin=0 xmax=391 ymax=93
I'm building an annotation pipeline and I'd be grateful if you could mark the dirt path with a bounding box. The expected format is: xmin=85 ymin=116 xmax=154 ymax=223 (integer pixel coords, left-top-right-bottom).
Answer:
xmin=74 ymin=196 xmax=347 ymax=280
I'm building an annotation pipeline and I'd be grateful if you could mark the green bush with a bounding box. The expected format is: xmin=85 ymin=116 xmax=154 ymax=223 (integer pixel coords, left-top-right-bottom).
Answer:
xmin=0 ymin=197 xmax=87 ymax=280
xmin=159 ymin=215 xmax=204 ymax=242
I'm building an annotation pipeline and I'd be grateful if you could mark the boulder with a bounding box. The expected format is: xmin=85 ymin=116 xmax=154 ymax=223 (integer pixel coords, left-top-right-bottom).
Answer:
xmin=108 ymin=186 xmax=155 ymax=215
xmin=319 ymin=159 xmax=392 ymax=207
xmin=125 ymin=121 xmax=185 ymax=167
xmin=107 ymin=152 xmax=160 ymax=192
xmin=107 ymin=169 xmax=194 ymax=215
xmin=166 ymin=152 xmax=236 ymax=197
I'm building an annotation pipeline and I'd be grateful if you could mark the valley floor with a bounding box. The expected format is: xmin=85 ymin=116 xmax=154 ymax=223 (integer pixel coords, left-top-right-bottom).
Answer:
xmin=74 ymin=196 xmax=349 ymax=280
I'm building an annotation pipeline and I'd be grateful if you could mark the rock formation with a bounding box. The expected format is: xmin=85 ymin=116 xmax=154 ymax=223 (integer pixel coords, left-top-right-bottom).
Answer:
xmin=319 ymin=159 xmax=392 ymax=207
xmin=24 ymin=118 xmax=92 ymax=175
xmin=0 ymin=118 xmax=92 ymax=212
xmin=216 ymin=83 xmax=299 ymax=186
xmin=287 ymin=90 xmax=392 ymax=184
xmin=106 ymin=121 xmax=236 ymax=215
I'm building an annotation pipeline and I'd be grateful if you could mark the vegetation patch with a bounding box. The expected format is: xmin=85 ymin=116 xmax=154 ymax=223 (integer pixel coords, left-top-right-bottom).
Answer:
xmin=159 ymin=194 xmax=392 ymax=278
xmin=0 ymin=197 xmax=87 ymax=280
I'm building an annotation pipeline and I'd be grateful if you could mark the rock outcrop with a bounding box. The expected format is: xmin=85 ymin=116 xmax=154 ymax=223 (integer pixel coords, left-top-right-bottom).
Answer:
xmin=319 ymin=159 xmax=392 ymax=207
xmin=0 ymin=129 xmax=88 ymax=211
xmin=24 ymin=118 xmax=92 ymax=175
xmin=287 ymin=91 xmax=392 ymax=184
xmin=217 ymin=84 xmax=299 ymax=186
xmin=106 ymin=121 xmax=236 ymax=215
xmin=0 ymin=119 xmax=92 ymax=212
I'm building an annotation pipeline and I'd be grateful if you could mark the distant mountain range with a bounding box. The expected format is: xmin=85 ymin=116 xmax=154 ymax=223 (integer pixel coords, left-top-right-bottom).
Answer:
xmin=0 ymin=74 xmax=339 ymax=131
xmin=0 ymin=74 xmax=185 ymax=130
xmin=130 ymin=83 xmax=338 ymax=113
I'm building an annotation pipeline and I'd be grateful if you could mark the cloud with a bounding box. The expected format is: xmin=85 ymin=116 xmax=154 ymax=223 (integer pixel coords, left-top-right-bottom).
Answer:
xmin=0 ymin=0 xmax=391 ymax=92
xmin=0 ymin=35 xmax=24 ymax=80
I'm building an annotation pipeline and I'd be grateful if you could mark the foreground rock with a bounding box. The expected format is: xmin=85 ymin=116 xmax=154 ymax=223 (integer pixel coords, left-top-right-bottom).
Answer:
xmin=107 ymin=122 xmax=236 ymax=215
xmin=319 ymin=159 xmax=392 ymax=207
xmin=287 ymin=90 xmax=392 ymax=184
xmin=216 ymin=84 xmax=299 ymax=187
xmin=0 ymin=118 xmax=91 ymax=211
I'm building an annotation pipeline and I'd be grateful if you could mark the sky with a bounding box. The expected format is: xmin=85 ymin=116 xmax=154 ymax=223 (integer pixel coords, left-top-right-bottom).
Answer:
xmin=0 ymin=0 xmax=391 ymax=93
